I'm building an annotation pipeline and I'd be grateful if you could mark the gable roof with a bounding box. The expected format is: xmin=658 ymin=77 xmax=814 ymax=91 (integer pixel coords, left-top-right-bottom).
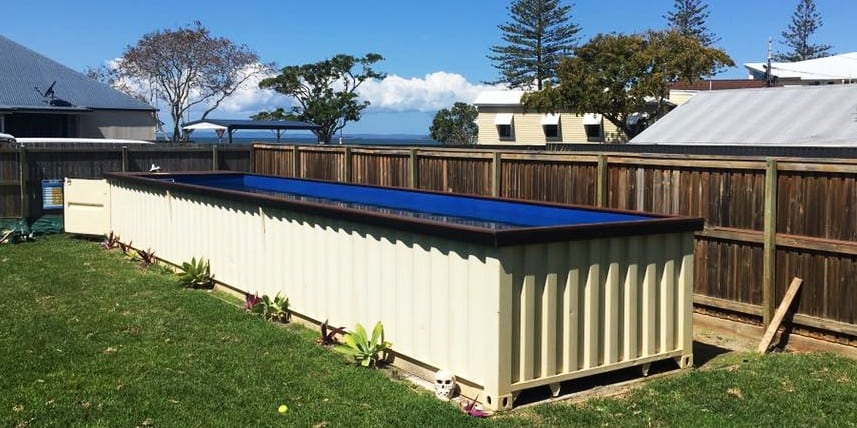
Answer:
xmin=630 ymin=85 xmax=857 ymax=146
xmin=745 ymin=52 xmax=857 ymax=81
xmin=0 ymin=35 xmax=154 ymax=111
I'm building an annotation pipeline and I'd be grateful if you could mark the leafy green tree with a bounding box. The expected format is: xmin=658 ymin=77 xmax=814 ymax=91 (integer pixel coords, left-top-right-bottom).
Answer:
xmin=524 ymin=31 xmax=733 ymax=139
xmin=117 ymin=21 xmax=268 ymax=142
xmin=775 ymin=0 xmax=832 ymax=61
xmin=254 ymin=54 xmax=385 ymax=143
xmin=488 ymin=0 xmax=580 ymax=90
xmin=429 ymin=102 xmax=478 ymax=144
xmin=664 ymin=0 xmax=718 ymax=47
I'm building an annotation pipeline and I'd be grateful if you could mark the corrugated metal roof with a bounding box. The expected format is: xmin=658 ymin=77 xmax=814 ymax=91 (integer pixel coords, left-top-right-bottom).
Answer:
xmin=0 ymin=35 xmax=154 ymax=111
xmin=630 ymin=85 xmax=857 ymax=146
xmin=745 ymin=52 xmax=857 ymax=80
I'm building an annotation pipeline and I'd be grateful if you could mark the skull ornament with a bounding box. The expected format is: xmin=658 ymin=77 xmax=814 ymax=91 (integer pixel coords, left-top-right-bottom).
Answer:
xmin=434 ymin=369 xmax=456 ymax=400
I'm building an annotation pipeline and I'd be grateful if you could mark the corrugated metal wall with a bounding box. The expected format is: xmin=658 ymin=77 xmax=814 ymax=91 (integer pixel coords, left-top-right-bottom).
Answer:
xmin=252 ymin=145 xmax=857 ymax=342
xmin=107 ymin=179 xmax=694 ymax=409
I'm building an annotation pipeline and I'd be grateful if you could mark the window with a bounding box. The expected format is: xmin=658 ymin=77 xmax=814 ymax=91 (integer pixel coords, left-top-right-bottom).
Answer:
xmin=584 ymin=125 xmax=602 ymax=142
xmin=494 ymin=113 xmax=514 ymax=140
xmin=582 ymin=113 xmax=603 ymax=142
xmin=498 ymin=124 xmax=512 ymax=139
xmin=543 ymin=124 xmax=559 ymax=138
xmin=541 ymin=114 xmax=561 ymax=140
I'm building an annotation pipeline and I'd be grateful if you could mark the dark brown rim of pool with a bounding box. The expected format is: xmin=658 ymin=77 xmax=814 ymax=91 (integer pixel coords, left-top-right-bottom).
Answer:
xmin=105 ymin=171 xmax=704 ymax=247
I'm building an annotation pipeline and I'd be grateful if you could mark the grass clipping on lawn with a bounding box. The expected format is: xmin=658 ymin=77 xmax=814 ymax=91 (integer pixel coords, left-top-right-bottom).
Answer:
xmin=2 ymin=235 xmax=857 ymax=427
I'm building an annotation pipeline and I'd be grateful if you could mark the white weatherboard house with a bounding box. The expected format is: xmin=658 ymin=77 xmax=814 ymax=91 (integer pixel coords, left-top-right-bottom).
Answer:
xmin=745 ymin=52 xmax=857 ymax=86
xmin=0 ymin=35 xmax=156 ymax=139
xmin=473 ymin=91 xmax=625 ymax=145
xmin=631 ymin=84 xmax=857 ymax=146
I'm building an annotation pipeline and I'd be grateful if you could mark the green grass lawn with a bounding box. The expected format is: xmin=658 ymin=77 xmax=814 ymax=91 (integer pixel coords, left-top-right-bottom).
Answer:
xmin=3 ymin=235 xmax=857 ymax=427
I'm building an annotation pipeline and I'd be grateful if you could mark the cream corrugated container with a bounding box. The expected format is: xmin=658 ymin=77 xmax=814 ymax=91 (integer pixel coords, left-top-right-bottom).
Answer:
xmin=102 ymin=172 xmax=700 ymax=410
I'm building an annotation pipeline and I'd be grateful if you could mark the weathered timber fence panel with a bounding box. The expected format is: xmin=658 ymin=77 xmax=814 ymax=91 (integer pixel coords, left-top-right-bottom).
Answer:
xmin=0 ymin=148 xmax=21 ymax=217
xmin=417 ymin=152 xmax=493 ymax=196
xmin=500 ymin=154 xmax=599 ymax=205
xmin=254 ymin=145 xmax=295 ymax=177
xmin=2 ymin=143 xmax=251 ymax=219
xmin=777 ymin=164 xmax=857 ymax=241
xmin=250 ymin=144 xmax=857 ymax=340
xmin=128 ymin=147 xmax=211 ymax=172
xmin=350 ymin=149 xmax=410 ymax=187
xmin=606 ymin=159 xmax=766 ymax=230
xmin=694 ymin=233 xmax=764 ymax=307
xmin=775 ymin=246 xmax=857 ymax=326
xmin=300 ymin=147 xmax=344 ymax=181
xmin=219 ymin=147 xmax=253 ymax=172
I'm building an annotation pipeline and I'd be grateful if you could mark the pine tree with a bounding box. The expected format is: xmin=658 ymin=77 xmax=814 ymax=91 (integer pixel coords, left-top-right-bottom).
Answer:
xmin=488 ymin=0 xmax=580 ymax=90
xmin=775 ymin=0 xmax=832 ymax=62
xmin=664 ymin=0 xmax=719 ymax=47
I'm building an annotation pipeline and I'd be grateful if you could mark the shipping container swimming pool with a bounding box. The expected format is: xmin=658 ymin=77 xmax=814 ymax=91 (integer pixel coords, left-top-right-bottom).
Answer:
xmin=102 ymin=171 xmax=703 ymax=409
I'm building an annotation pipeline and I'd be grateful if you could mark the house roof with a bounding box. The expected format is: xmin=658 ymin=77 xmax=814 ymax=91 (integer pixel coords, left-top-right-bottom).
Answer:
xmin=0 ymin=35 xmax=155 ymax=112
xmin=630 ymin=84 xmax=857 ymax=146
xmin=473 ymin=90 xmax=525 ymax=106
xmin=744 ymin=52 xmax=857 ymax=81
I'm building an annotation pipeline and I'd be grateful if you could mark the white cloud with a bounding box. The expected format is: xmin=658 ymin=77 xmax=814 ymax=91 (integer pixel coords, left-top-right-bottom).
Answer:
xmin=100 ymin=57 xmax=499 ymax=120
xmin=357 ymin=72 xmax=502 ymax=112
xmin=215 ymin=67 xmax=290 ymax=117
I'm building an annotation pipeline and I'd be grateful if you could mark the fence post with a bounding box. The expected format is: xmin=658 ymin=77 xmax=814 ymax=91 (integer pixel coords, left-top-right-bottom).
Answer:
xmin=596 ymin=154 xmax=608 ymax=207
xmin=18 ymin=146 xmax=29 ymax=219
xmin=121 ymin=146 xmax=129 ymax=172
xmin=343 ymin=146 xmax=352 ymax=182
xmin=249 ymin=144 xmax=256 ymax=174
xmin=492 ymin=151 xmax=502 ymax=197
xmin=762 ymin=158 xmax=778 ymax=327
xmin=409 ymin=148 xmax=419 ymax=189
xmin=292 ymin=145 xmax=301 ymax=178
xmin=212 ymin=145 xmax=219 ymax=171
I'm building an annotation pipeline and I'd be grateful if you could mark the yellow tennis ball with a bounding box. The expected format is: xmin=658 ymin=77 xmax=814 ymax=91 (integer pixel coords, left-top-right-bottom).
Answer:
xmin=278 ymin=404 xmax=288 ymax=414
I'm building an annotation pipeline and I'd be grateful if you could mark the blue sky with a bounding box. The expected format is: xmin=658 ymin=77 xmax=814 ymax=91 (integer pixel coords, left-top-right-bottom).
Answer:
xmin=4 ymin=0 xmax=857 ymax=136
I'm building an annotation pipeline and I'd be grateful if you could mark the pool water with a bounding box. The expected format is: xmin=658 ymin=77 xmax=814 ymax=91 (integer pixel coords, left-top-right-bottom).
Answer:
xmin=168 ymin=174 xmax=654 ymax=231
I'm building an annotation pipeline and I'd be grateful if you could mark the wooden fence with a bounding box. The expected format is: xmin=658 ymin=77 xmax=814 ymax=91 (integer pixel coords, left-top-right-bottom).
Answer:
xmin=0 ymin=143 xmax=252 ymax=218
xmin=253 ymin=144 xmax=857 ymax=339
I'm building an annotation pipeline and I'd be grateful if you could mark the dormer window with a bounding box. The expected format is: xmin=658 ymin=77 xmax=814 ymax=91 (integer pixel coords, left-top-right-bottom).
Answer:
xmin=583 ymin=113 xmax=603 ymax=142
xmin=541 ymin=114 xmax=560 ymax=140
xmin=494 ymin=113 xmax=514 ymax=140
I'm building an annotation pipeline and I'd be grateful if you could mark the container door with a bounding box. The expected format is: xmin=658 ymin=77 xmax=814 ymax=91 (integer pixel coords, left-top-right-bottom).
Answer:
xmin=63 ymin=178 xmax=109 ymax=236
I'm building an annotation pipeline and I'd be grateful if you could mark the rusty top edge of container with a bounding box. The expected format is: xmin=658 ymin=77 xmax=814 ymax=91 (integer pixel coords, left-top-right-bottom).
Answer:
xmin=105 ymin=171 xmax=704 ymax=247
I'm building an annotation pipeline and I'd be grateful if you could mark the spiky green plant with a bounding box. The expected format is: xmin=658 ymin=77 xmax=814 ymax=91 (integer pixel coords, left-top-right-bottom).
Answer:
xmin=178 ymin=257 xmax=213 ymax=289
xmin=334 ymin=321 xmax=391 ymax=368
xmin=250 ymin=293 xmax=290 ymax=323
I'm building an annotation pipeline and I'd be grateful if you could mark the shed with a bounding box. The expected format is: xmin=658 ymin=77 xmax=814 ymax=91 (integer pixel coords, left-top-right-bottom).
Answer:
xmin=630 ymin=85 xmax=857 ymax=146
xmin=182 ymin=119 xmax=320 ymax=143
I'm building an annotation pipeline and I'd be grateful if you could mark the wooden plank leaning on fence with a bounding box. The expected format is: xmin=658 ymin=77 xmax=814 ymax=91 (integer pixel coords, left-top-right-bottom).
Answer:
xmin=757 ymin=277 xmax=804 ymax=354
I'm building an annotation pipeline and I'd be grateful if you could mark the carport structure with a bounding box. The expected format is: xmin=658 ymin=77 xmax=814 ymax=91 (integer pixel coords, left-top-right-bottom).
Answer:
xmin=182 ymin=119 xmax=320 ymax=143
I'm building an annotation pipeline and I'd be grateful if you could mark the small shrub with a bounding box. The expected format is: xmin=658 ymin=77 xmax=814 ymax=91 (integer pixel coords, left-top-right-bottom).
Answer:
xmin=334 ymin=321 xmax=391 ymax=368
xmin=317 ymin=320 xmax=346 ymax=346
xmin=250 ymin=293 xmax=290 ymax=323
xmin=137 ymin=248 xmax=157 ymax=268
xmin=178 ymin=257 xmax=213 ymax=289
xmin=118 ymin=240 xmax=134 ymax=256
xmin=101 ymin=232 xmax=120 ymax=250
xmin=461 ymin=396 xmax=489 ymax=418
xmin=244 ymin=293 xmax=262 ymax=311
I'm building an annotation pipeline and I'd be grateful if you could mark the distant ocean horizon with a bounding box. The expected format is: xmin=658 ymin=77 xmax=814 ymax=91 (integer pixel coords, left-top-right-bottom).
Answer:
xmin=181 ymin=133 xmax=442 ymax=146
